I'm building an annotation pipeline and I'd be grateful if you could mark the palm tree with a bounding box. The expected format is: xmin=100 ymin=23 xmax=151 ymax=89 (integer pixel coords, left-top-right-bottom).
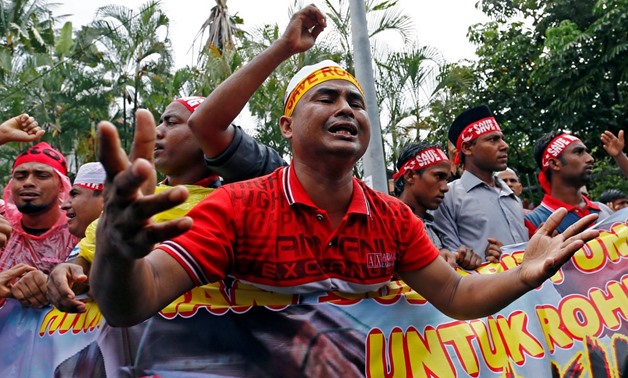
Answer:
xmin=0 ymin=0 xmax=56 ymax=55
xmin=377 ymin=47 xmax=479 ymax=168
xmin=0 ymin=0 xmax=57 ymax=102
xmin=189 ymin=0 xmax=245 ymax=97
xmin=81 ymin=0 xmax=173 ymax=148
xmin=193 ymin=0 xmax=242 ymax=58
xmin=323 ymin=0 xmax=414 ymax=71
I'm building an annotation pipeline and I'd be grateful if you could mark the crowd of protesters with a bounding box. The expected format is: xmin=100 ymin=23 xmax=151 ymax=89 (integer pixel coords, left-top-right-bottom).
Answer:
xmin=0 ymin=3 xmax=626 ymax=375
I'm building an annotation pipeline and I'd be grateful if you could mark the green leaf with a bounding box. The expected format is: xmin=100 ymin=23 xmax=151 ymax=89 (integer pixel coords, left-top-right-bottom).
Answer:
xmin=55 ymin=22 xmax=74 ymax=57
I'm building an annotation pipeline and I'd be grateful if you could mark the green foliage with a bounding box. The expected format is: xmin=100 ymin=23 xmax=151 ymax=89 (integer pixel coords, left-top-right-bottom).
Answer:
xmin=0 ymin=0 xmax=619 ymax=203
xmin=441 ymin=0 xmax=628 ymax=190
xmin=54 ymin=21 xmax=72 ymax=57
xmin=0 ymin=0 xmax=174 ymax=183
xmin=588 ymin=158 xmax=628 ymax=201
xmin=79 ymin=0 xmax=174 ymax=149
xmin=0 ymin=0 xmax=475 ymax=186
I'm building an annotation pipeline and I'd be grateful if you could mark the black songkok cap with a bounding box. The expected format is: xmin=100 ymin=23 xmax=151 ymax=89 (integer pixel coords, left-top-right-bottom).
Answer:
xmin=448 ymin=105 xmax=495 ymax=145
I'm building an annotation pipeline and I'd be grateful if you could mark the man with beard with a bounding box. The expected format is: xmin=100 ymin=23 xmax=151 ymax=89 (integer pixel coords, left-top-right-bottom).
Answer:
xmin=0 ymin=113 xmax=45 ymax=249
xmin=525 ymin=131 xmax=613 ymax=236
xmin=433 ymin=105 xmax=528 ymax=263
xmin=0 ymin=141 xmax=78 ymax=308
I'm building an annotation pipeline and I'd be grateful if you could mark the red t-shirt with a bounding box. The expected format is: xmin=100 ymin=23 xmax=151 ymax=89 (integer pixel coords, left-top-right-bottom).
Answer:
xmin=159 ymin=166 xmax=439 ymax=294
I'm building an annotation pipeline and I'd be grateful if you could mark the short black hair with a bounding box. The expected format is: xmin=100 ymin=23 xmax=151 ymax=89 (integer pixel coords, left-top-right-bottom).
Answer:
xmin=394 ymin=141 xmax=442 ymax=197
xmin=533 ymin=130 xmax=566 ymax=184
xmin=599 ymin=189 xmax=627 ymax=203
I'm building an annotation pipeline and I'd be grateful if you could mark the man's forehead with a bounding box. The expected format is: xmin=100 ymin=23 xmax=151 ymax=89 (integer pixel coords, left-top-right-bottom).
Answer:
xmin=161 ymin=101 xmax=191 ymax=119
xmin=498 ymin=170 xmax=517 ymax=180
xmin=564 ymin=140 xmax=587 ymax=152
xmin=425 ymin=160 xmax=452 ymax=172
xmin=13 ymin=162 xmax=56 ymax=173
xmin=308 ymin=79 xmax=363 ymax=96
xmin=478 ymin=130 xmax=503 ymax=139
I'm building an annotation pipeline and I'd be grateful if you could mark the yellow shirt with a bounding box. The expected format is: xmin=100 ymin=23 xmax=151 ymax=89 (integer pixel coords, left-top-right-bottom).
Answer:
xmin=78 ymin=184 xmax=214 ymax=263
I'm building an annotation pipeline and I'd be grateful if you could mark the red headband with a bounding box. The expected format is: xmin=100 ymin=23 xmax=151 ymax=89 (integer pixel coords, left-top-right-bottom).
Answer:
xmin=541 ymin=134 xmax=580 ymax=169
xmin=538 ymin=133 xmax=581 ymax=193
xmin=454 ymin=116 xmax=501 ymax=165
xmin=12 ymin=142 xmax=67 ymax=176
xmin=393 ymin=147 xmax=449 ymax=180
xmin=76 ymin=183 xmax=104 ymax=191
xmin=175 ymin=96 xmax=206 ymax=113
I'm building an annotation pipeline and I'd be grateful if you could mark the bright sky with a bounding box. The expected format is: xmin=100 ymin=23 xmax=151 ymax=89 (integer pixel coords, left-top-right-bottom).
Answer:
xmin=56 ymin=0 xmax=489 ymax=68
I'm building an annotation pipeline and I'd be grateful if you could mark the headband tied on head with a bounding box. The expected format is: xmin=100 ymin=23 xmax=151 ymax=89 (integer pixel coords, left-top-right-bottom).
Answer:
xmin=175 ymin=96 xmax=206 ymax=113
xmin=283 ymin=60 xmax=364 ymax=116
xmin=448 ymin=105 xmax=502 ymax=166
xmin=537 ymin=133 xmax=581 ymax=193
xmin=12 ymin=142 xmax=68 ymax=177
xmin=74 ymin=162 xmax=106 ymax=191
xmin=393 ymin=147 xmax=449 ymax=180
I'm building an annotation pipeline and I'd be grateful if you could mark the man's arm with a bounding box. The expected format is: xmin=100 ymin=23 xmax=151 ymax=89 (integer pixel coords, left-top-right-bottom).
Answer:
xmin=601 ymin=130 xmax=628 ymax=177
xmin=0 ymin=113 xmax=45 ymax=145
xmin=400 ymin=209 xmax=599 ymax=320
xmin=432 ymin=194 xmax=463 ymax=251
xmin=187 ymin=4 xmax=327 ymax=158
xmin=91 ymin=112 xmax=195 ymax=326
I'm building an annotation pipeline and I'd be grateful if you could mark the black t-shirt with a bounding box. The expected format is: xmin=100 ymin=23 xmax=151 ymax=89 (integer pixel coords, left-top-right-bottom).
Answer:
xmin=204 ymin=125 xmax=287 ymax=184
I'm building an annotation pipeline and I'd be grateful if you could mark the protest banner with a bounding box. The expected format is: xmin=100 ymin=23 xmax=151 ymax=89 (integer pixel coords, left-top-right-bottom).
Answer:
xmin=1 ymin=210 xmax=627 ymax=377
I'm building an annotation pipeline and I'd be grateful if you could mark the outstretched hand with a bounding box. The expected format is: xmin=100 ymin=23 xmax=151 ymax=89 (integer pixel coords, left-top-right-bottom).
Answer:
xmin=519 ymin=208 xmax=599 ymax=289
xmin=279 ymin=4 xmax=327 ymax=55
xmin=600 ymin=130 xmax=624 ymax=157
xmin=47 ymin=262 xmax=89 ymax=313
xmin=97 ymin=109 xmax=192 ymax=261
xmin=0 ymin=113 xmax=45 ymax=144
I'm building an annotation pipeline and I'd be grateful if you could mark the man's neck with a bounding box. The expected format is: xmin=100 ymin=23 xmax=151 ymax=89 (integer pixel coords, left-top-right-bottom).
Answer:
xmin=550 ymin=181 xmax=586 ymax=207
xmin=465 ymin=165 xmax=496 ymax=186
xmin=292 ymin=160 xmax=355 ymax=228
xmin=21 ymin=206 xmax=63 ymax=231
xmin=397 ymin=192 xmax=426 ymax=218
xmin=165 ymin=168 xmax=215 ymax=187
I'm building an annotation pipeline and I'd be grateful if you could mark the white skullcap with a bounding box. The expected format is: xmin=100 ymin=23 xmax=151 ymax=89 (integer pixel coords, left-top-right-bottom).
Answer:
xmin=74 ymin=162 xmax=106 ymax=191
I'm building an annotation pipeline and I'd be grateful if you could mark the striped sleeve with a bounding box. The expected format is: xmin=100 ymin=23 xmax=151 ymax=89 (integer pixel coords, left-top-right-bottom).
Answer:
xmin=157 ymin=187 xmax=236 ymax=286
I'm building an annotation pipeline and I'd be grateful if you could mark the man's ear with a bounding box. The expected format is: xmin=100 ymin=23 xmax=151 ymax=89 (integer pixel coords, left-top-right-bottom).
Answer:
xmin=58 ymin=177 xmax=65 ymax=195
xmin=404 ymin=170 xmax=415 ymax=185
xmin=460 ymin=141 xmax=473 ymax=158
xmin=549 ymin=158 xmax=561 ymax=172
xmin=279 ymin=115 xmax=293 ymax=140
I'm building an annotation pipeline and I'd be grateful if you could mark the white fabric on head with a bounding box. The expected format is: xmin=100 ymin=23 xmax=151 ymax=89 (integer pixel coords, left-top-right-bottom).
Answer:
xmin=283 ymin=60 xmax=342 ymax=105
xmin=74 ymin=162 xmax=106 ymax=190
